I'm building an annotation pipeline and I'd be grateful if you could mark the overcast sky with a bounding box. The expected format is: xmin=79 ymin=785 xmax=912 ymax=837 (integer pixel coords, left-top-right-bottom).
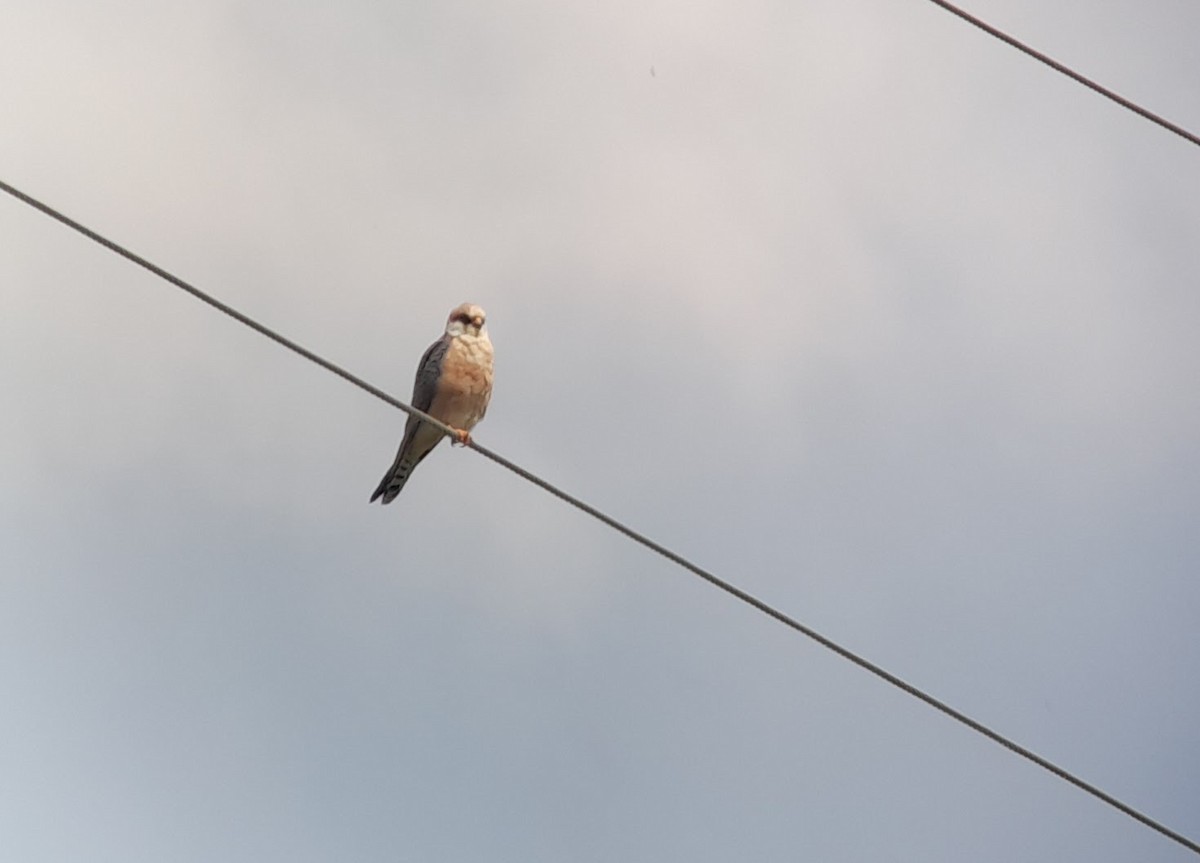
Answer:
xmin=2 ymin=1 xmax=1198 ymax=860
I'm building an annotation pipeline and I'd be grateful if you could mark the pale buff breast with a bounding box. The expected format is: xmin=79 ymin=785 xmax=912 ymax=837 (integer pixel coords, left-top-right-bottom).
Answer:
xmin=427 ymin=332 xmax=494 ymax=430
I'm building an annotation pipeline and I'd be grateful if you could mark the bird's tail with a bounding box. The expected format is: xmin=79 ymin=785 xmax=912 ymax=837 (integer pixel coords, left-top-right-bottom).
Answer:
xmin=371 ymin=421 xmax=443 ymax=505
xmin=370 ymin=455 xmax=416 ymax=504
xmin=370 ymin=436 xmax=441 ymax=504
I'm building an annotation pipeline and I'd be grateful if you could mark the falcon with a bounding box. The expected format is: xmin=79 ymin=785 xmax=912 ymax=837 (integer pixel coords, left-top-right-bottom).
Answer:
xmin=370 ymin=303 xmax=494 ymax=504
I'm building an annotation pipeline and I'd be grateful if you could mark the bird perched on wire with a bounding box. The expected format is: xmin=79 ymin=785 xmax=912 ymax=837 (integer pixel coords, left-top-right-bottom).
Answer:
xmin=370 ymin=302 xmax=494 ymax=504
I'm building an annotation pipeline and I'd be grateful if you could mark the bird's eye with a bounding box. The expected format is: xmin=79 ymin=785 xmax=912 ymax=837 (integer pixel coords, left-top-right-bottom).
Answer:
xmin=455 ymin=313 xmax=472 ymax=325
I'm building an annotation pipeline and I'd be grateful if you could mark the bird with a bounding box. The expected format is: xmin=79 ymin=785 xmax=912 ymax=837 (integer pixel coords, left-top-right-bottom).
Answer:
xmin=370 ymin=302 xmax=494 ymax=504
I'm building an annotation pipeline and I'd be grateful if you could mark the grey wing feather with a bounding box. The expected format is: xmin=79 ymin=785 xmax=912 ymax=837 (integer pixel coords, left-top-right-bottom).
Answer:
xmin=368 ymin=336 xmax=450 ymax=504
xmin=411 ymin=335 xmax=450 ymax=412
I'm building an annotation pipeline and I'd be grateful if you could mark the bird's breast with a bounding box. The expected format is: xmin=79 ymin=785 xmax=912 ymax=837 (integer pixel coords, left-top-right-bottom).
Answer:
xmin=429 ymin=334 xmax=493 ymax=428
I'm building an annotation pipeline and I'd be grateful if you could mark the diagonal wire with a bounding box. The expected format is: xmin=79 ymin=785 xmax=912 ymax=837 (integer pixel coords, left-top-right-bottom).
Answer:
xmin=0 ymin=180 xmax=464 ymax=439
xmin=2 ymin=177 xmax=1197 ymax=857
xmin=924 ymin=0 xmax=1200 ymax=148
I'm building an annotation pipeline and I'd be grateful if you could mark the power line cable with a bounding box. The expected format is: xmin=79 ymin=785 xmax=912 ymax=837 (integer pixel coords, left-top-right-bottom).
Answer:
xmin=2 ymin=177 xmax=1197 ymax=856
xmin=924 ymin=0 xmax=1200 ymax=148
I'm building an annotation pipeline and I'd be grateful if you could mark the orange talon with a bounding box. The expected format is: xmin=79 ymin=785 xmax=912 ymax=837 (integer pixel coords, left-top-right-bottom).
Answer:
xmin=451 ymin=428 xmax=472 ymax=447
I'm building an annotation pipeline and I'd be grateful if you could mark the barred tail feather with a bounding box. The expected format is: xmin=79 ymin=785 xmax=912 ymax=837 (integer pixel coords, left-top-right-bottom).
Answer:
xmin=369 ymin=457 xmax=416 ymax=504
xmin=369 ymin=435 xmax=439 ymax=505
xmin=370 ymin=417 xmax=445 ymax=505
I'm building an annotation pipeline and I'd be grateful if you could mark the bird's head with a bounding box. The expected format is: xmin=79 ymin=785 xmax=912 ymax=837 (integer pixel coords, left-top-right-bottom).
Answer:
xmin=445 ymin=302 xmax=488 ymax=338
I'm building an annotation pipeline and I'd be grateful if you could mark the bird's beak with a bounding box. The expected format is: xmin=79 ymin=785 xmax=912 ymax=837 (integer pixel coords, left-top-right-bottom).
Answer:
xmin=472 ymin=316 xmax=484 ymax=328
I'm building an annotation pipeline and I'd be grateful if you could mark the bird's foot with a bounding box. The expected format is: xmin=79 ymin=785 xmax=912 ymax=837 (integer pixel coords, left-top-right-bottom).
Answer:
xmin=450 ymin=428 xmax=472 ymax=447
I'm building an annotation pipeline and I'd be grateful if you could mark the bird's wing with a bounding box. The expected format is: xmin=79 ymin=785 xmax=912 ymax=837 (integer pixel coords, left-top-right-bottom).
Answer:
xmin=411 ymin=335 xmax=451 ymax=413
